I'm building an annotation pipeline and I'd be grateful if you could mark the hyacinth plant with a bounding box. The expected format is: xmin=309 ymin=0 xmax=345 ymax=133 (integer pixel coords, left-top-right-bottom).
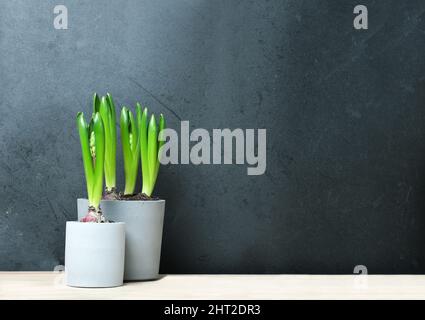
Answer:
xmin=120 ymin=103 xmax=166 ymax=197
xmin=93 ymin=93 xmax=118 ymax=199
xmin=120 ymin=106 xmax=141 ymax=195
xmin=138 ymin=105 xmax=166 ymax=197
xmin=77 ymin=112 xmax=106 ymax=222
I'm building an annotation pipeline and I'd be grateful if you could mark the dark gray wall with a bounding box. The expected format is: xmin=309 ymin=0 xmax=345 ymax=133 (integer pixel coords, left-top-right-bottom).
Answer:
xmin=1 ymin=0 xmax=425 ymax=273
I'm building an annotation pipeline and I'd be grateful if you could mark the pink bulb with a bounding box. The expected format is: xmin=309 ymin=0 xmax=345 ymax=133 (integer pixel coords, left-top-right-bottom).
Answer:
xmin=80 ymin=214 xmax=97 ymax=223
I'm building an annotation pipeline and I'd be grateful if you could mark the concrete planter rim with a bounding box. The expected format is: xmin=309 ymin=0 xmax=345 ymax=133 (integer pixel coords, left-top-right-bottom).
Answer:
xmin=77 ymin=197 xmax=165 ymax=203
xmin=66 ymin=221 xmax=125 ymax=225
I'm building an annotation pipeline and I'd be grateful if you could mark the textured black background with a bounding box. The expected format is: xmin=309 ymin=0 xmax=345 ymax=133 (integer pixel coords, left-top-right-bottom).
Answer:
xmin=1 ymin=0 xmax=425 ymax=273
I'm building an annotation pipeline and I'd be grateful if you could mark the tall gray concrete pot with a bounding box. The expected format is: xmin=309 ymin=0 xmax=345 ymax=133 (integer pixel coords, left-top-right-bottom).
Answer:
xmin=77 ymin=198 xmax=165 ymax=281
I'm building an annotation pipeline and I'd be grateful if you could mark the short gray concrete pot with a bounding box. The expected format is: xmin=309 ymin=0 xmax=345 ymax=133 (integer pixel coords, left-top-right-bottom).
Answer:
xmin=77 ymin=198 xmax=165 ymax=281
xmin=65 ymin=221 xmax=125 ymax=288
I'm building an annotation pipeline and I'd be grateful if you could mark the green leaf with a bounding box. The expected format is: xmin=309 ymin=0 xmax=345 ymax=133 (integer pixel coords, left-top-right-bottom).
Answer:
xmin=149 ymin=114 xmax=165 ymax=195
xmin=93 ymin=93 xmax=100 ymax=114
xmin=91 ymin=112 xmax=105 ymax=209
xmin=155 ymin=114 xmax=166 ymax=176
xmin=99 ymin=96 xmax=116 ymax=191
xmin=77 ymin=112 xmax=105 ymax=209
xmin=106 ymin=93 xmax=117 ymax=189
xmin=77 ymin=112 xmax=94 ymax=202
xmin=106 ymin=93 xmax=117 ymax=170
xmin=120 ymin=106 xmax=140 ymax=195
xmin=146 ymin=114 xmax=158 ymax=196
xmin=139 ymin=106 xmax=150 ymax=195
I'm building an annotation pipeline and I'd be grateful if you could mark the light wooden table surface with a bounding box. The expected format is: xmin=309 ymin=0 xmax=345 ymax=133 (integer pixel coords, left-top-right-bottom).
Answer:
xmin=1 ymin=272 xmax=425 ymax=300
